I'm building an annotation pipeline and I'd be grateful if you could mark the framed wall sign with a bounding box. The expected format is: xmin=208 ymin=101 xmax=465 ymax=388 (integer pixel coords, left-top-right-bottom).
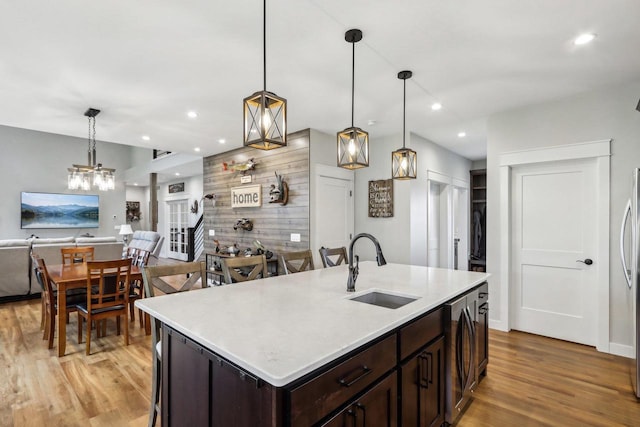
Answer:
xmin=231 ymin=184 xmax=262 ymax=208
xmin=368 ymin=179 xmax=393 ymax=218
xmin=168 ymin=182 xmax=185 ymax=193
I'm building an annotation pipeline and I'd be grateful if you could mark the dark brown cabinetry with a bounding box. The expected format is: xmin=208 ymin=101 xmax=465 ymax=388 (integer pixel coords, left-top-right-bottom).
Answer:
xmin=476 ymin=283 xmax=489 ymax=379
xmin=469 ymin=169 xmax=486 ymax=272
xmin=400 ymin=336 xmax=445 ymax=427
xmin=160 ymin=285 xmax=487 ymax=427
xmin=322 ymin=373 xmax=398 ymax=427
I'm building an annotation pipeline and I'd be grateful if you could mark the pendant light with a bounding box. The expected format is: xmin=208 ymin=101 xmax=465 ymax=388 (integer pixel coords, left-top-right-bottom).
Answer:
xmin=67 ymin=108 xmax=116 ymax=191
xmin=243 ymin=0 xmax=287 ymax=150
xmin=392 ymin=71 xmax=417 ymax=180
xmin=337 ymin=29 xmax=369 ymax=169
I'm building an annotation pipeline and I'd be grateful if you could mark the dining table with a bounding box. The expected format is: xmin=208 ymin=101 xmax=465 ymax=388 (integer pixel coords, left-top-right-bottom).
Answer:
xmin=47 ymin=262 xmax=143 ymax=357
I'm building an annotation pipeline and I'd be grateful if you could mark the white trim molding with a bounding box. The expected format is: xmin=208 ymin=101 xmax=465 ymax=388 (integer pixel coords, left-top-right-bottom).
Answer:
xmin=499 ymin=139 xmax=611 ymax=352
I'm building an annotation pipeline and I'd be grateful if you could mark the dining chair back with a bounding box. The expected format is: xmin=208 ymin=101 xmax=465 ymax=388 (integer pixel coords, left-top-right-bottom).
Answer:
xmin=76 ymin=258 xmax=132 ymax=355
xmin=279 ymin=250 xmax=315 ymax=274
xmin=142 ymin=261 xmax=208 ymax=427
xmin=124 ymin=246 xmax=152 ymax=326
xmin=222 ymin=255 xmax=268 ymax=284
xmin=318 ymin=246 xmax=348 ymax=268
xmin=32 ymin=253 xmax=85 ymax=349
xmin=61 ymin=246 xmax=95 ymax=264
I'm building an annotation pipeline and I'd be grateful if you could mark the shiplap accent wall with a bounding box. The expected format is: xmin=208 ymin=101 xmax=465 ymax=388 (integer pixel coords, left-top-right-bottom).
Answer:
xmin=202 ymin=129 xmax=310 ymax=257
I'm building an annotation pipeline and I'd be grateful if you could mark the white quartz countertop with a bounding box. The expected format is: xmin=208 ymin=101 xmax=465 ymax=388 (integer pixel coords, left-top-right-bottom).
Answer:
xmin=136 ymin=262 xmax=490 ymax=387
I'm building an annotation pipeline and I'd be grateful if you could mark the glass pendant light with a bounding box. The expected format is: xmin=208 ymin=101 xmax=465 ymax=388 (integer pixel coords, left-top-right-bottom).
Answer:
xmin=68 ymin=108 xmax=115 ymax=191
xmin=392 ymin=71 xmax=417 ymax=180
xmin=243 ymin=0 xmax=287 ymax=150
xmin=337 ymin=29 xmax=369 ymax=169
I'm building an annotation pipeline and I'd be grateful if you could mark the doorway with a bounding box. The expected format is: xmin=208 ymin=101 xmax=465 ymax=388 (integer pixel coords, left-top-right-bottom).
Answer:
xmin=499 ymin=140 xmax=610 ymax=351
xmin=166 ymin=199 xmax=189 ymax=261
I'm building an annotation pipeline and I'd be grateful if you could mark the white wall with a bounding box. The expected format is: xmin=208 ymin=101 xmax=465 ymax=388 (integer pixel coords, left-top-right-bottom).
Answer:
xmin=354 ymin=132 xmax=471 ymax=264
xmin=486 ymin=80 xmax=640 ymax=350
xmin=125 ymin=185 xmax=149 ymax=231
xmin=0 ymin=124 xmax=137 ymax=239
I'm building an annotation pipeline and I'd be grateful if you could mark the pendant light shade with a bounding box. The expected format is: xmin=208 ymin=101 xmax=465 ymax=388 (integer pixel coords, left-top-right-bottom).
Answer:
xmin=337 ymin=29 xmax=369 ymax=169
xmin=243 ymin=0 xmax=287 ymax=150
xmin=392 ymin=71 xmax=417 ymax=180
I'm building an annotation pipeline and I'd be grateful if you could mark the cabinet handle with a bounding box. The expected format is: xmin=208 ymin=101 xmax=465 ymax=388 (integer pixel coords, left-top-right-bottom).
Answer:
xmin=338 ymin=365 xmax=372 ymax=388
xmin=418 ymin=352 xmax=433 ymax=389
xmin=346 ymin=408 xmax=357 ymax=427
xmin=356 ymin=403 xmax=366 ymax=426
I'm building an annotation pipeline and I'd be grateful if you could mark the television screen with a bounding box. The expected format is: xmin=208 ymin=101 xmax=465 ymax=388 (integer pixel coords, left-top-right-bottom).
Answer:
xmin=21 ymin=192 xmax=99 ymax=229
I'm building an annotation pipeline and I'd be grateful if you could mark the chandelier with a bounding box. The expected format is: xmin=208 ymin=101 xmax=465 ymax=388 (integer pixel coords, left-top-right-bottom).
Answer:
xmin=67 ymin=108 xmax=115 ymax=191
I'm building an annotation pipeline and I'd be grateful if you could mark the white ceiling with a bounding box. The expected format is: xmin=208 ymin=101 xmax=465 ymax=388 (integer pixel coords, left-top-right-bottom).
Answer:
xmin=1 ymin=0 xmax=639 ymax=179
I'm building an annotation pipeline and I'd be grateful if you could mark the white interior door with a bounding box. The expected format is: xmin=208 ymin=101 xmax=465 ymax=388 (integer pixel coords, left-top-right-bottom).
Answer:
xmin=427 ymin=180 xmax=450 ymax=268
xmin=315 ymin=173 xmax=354 ymax=263
xmin=452 ymin=186 xmax=468 ymax=270
xmin=511 ymin=158 xmax=598 ymax=345
xmin=167 ymin=199 xmax=189 ymax=261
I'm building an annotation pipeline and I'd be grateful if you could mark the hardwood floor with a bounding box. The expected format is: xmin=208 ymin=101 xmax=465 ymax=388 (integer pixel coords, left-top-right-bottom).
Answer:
xmin=1 ymin=296 xmax=639 ymax=426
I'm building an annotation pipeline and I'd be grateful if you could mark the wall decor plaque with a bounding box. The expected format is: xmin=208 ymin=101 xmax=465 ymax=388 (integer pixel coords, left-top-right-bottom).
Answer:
xmin=231 ymin=184 xmax=262 ymax=208
xmin=368 ymin=179 xmax=393 ymax=218
xmin=168 ymin=182 xmax=185 ymax=193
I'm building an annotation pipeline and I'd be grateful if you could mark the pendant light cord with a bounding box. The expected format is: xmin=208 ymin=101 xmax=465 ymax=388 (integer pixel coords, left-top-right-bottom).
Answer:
xmin=351 ymin=40 xmax=355 ymax=127
xmin=263 ymin=0 xmax=266 ymax=92
xmin=402 ymin=77 xmax=406 ymax=149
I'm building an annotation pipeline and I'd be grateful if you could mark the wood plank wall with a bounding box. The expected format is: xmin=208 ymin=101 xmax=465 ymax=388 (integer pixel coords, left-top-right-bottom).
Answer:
xmin=202 ymin=129 xmax=310 ymax=259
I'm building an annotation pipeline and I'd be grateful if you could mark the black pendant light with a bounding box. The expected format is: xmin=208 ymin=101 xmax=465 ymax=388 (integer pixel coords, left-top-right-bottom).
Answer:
xmin=337 ymin=29 xmax=369 ymax=169
xmin=392 ymin=71 xmax=417 ymax=180
xmin=243 ymin=0 xmax=287 ymax=150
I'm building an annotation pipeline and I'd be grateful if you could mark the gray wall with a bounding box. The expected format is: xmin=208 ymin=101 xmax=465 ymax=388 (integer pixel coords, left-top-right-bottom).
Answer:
xmin=353 ymin=132 xmax=472 ymax=264
xmin=0 ymin=125 xmax=137 ymax=239
xmin=486 ymin=80 xmax=640 ymax=350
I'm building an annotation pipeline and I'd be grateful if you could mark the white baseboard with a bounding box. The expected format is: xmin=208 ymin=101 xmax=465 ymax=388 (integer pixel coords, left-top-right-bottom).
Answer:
xmin=609 ymin=342 xmax=634 ymax=359
xmin=489 ymin=319 xmax=507 ymax=332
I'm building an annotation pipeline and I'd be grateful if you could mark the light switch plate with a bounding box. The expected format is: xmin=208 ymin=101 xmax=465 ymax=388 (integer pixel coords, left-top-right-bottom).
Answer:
xmin=209 ymin=229 xmax=215 ymax=236
xmin=291 ymin=233 xmax=301 ymax=242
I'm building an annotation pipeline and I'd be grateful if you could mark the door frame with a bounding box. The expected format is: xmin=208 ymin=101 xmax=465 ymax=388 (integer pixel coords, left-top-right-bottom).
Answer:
xmin=498 ymin=139 xmax=610 ymax=352
xmin=165 ymin=198 xmax=190 ymax=261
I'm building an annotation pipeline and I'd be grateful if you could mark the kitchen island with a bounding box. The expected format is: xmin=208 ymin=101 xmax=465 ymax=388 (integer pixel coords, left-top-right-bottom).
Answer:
xmin=136 ymin=261 xmax=490 ymax=426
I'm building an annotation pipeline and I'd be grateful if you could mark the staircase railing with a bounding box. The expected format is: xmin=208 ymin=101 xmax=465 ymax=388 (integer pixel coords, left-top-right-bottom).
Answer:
xmin=187 ymin=214 xmax=205 ymax=262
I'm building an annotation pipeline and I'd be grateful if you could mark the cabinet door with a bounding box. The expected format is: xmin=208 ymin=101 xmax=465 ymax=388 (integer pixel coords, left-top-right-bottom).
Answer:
xmin=401 ymin=336 xmax=445 ymax=427
xmin=322 ymin=373 xmax=397 ymax=427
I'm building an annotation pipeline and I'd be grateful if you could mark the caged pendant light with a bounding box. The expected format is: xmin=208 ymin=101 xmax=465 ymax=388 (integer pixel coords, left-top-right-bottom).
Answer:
xmin=337 ymin=29 xmax=369 ymax=170
xmin=243 ymin=0 xmax=287 ymax=150
xmin=392 ymin=71 xmax=417 ymax=180
xmin=67 ymin=108 xmax=115 ymax=191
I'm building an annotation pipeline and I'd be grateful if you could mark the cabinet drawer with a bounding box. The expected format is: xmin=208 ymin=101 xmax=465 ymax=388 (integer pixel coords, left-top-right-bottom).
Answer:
xmin=399 ymin=307 xmax=444 ymax=361
xmin=289 ymin=334 xmax=397 ymax=427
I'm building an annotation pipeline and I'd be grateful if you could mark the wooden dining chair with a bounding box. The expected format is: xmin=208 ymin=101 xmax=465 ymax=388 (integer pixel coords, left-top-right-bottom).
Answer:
xmin=279 ymin=250 xmax=315 ymax=274
xmin=32 ymin=254 xmax=85 ymax=349
xmin=221 ymin=255 xmax=268 ymax=284
xmin=76 ymin=258 xmax=132 ymax=355
xmin=142 ymin=261 xmax=208 ymax=427
xmin=61 ymin=246 xmax=94 ymax=264
xmin=318 ymin=246 xmax=348 ymax=268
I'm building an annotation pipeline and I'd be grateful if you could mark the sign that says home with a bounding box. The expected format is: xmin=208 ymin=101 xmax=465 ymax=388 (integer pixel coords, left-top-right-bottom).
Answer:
xmin=231 ymin=184 xmax=261 ymax=208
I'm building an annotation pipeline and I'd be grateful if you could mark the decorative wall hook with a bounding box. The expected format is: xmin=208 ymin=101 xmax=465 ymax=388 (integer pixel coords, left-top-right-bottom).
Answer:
xmin=200 ymin=193 xmax=217 ymax=208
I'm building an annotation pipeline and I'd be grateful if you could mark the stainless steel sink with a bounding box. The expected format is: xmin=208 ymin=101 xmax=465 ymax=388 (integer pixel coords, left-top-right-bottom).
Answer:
xmin=349 ymin=291 xmax=419 ymax=309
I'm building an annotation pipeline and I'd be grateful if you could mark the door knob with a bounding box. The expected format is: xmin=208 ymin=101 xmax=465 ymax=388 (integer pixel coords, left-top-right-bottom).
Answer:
xmin=576 ymin=259 xmax=593 ymax=265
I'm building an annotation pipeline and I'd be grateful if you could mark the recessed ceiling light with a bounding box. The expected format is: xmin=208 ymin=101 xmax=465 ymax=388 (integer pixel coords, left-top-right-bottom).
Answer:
xmin=141 ymin=135 xmax=150 ymax=141
xmin=367 ymin=119 xmax=377 ymax=126
xmin=133 ymin=183 xmax=138 ymax=186
xmin=218 ymin=139 xmax=226 ymax=144
xmin=187 ymin=111 xmax=198 ymax=119
xmin=574 ymin=33 xmax=596 ymax=45
xmin=194 ymin=147 xmax=201 ymax=152
xmin=431 ymin=103 xmax=442 ymax=111
xmin=175 ymin=172 xmax=180 ymax=176
xmin=458 ymin=132 xmax=466 ymax=138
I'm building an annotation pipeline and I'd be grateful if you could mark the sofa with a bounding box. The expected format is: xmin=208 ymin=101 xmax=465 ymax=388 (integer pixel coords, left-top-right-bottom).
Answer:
xmin=128 ymin=231 xmax=164 ymax=260
xmin=0 ymin=236 xmax=124 ymax=300
xmin=0 ymin=239 xmax=32 ymax=298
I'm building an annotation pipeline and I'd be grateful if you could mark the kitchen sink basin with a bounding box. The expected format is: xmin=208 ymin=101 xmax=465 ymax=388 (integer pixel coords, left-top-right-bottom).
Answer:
xmin=349 ymin=291 xmax=419 ymax=309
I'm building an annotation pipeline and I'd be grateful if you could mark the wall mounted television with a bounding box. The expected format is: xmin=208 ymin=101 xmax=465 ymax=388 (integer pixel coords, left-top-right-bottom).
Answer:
xmin=21 ymin=192 xmax=99 ymax=229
